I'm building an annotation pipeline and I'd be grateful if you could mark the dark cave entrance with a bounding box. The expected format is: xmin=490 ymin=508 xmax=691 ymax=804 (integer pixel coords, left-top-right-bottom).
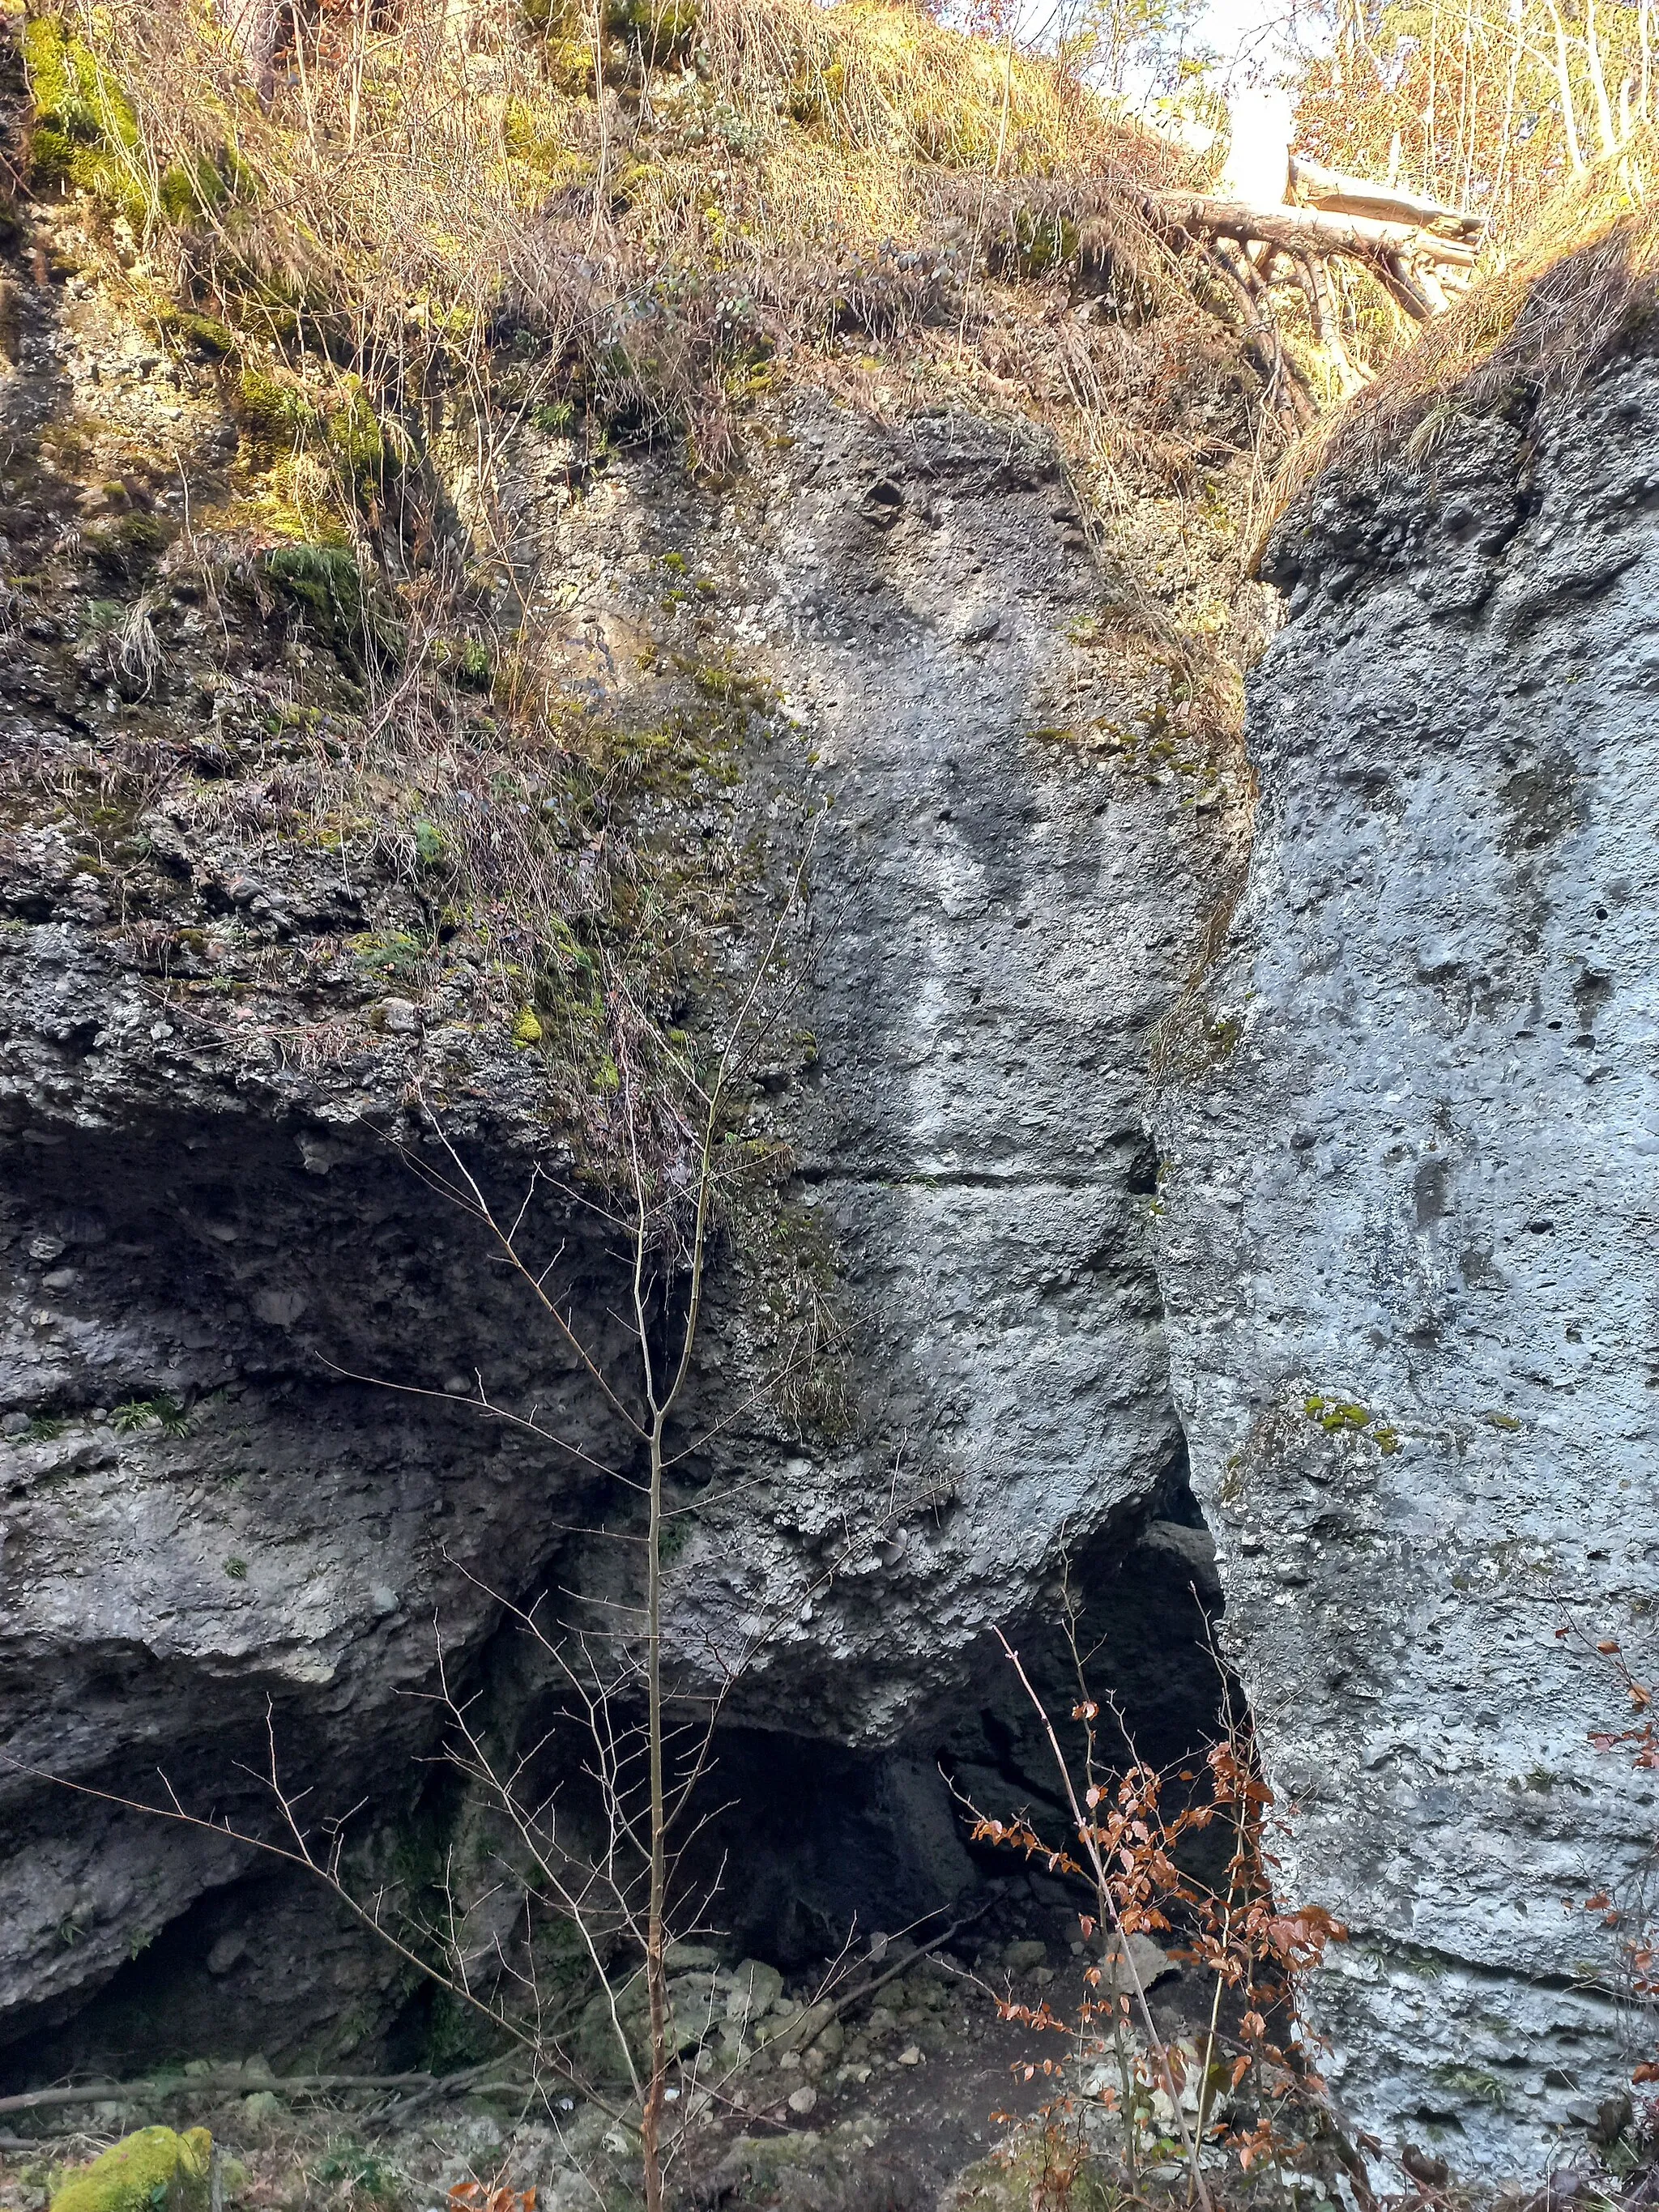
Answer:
xmin=3 ymin=1466 xmax=1233 ymax=2087
xmin=0 ymin=1109 xmax=1238 ymax=2083
xmin=681 ymin=1467 xmax=1234 ymax=1974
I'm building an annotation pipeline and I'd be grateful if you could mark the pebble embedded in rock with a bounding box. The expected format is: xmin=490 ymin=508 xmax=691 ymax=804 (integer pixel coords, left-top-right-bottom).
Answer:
xmin=663 ymin=1939 xmax=721 ymax=1969
xmin=727 ymin=1959 xmax=784 ymax=2019
xmin=1100 ymin=1933 xmax=1176 ymax=1993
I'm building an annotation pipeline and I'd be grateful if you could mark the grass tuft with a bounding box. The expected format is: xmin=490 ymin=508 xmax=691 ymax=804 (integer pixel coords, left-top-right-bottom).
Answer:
xmin=1267 ymin=125 xmax=1659 ymax=520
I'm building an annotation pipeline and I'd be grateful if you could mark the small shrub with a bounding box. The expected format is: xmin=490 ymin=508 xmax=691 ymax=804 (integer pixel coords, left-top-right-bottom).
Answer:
xmin=434 ymin=636 xmax=493 ymax=689
xmin=963 ymin=1620 xmax=1348 ymax=2201
xmin=312 ymin=2144 xmax=406 ymax=2210
xmin=352 ymin=930 xmax=427 ymax=982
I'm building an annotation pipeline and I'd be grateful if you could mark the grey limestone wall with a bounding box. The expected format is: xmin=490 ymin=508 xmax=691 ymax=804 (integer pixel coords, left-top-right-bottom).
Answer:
xmin=0 ymin=392 xmax=1236 ymax=2068
xmin=1154 ymin=350 xmax=1659 ymax=2172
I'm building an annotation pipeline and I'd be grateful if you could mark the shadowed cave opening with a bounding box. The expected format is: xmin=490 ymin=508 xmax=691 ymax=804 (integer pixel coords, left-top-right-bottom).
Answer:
xmin=0 ymin=1111 xmax=1236 ymax=2086
xmin=8 ymin=1477 xmax=1234 ymax=2086
xmin=676 ymin=1475 xmax=1233 ymax=1971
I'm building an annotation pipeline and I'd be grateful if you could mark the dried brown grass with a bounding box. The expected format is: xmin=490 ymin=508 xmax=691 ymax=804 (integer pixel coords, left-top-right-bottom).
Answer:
xmin=72 ymin=0 xmax=1193 ymax=450
xmin=31 ymin=0 xmax=1308 ymax=679
xmin=17 ymin=0 xmax=1303 ymax=1174
xmin=1265 ymin=125 xmax=1659 ymax=522
xmin=41 ymin=0 xmax=1277 ymax=761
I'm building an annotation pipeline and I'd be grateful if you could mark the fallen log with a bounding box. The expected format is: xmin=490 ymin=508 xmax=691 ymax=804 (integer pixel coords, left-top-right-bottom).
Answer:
xmin=1149 ymin=193 xmax=1480 ymax=271
xmin=1288 ymin=156 xmax=1484 ymax=241
xmin=0 ymin=2069 xmax=495 ymax=2117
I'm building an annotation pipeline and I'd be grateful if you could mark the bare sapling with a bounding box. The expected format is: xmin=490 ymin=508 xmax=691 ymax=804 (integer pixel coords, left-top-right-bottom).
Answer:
xmin=6 ymin=854 xmax=833 ymax=2212
xmin=955 ymin=1586 xmax=1351 ymax=2208
xmin=384 ymin=842 xmax=831 ymax=2204
xmin=982 ymin=1622 xmax=1214 ymax=2212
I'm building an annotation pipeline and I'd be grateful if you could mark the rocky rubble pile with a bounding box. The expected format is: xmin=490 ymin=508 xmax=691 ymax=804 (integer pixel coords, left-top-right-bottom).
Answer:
xmin=574 ymin=1942 xmax=979 ymax=2123
xmin=2 ymin=1937 xmax=1129 ymax=2212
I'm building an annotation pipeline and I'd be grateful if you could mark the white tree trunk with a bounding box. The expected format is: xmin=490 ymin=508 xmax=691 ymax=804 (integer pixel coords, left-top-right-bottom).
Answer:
xmin=225 ymin=0 xmax=280 ymax=104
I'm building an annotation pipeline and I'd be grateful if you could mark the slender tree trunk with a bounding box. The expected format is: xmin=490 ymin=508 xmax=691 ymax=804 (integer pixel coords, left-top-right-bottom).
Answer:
xmin=1493 ymin=3 xmax=1520 ymax=225
xmin=640 ymin=1406 xmax=668 ymax=2212
xmin=1584 ymin=0 xmax=1619 ymax=151
xmin=1546 ymin=0 xmax=1589 ymax=169
xmin=347 ymin=0 xmax=367 ymax=150
xmin=227 ymin=0 xmax=281 ymax=103
xmin=587 ymin=0 xmax=609 ymax=244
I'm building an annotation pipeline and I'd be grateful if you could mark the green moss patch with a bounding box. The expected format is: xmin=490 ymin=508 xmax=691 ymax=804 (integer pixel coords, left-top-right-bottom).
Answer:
xmin=50 ymin=2127 xmax=212 ymax=2212
xmin=262 ymin=543 xmax=403 ymax=673
xmin=24 ymin=16 xmax=139 ymax=202
xmin=84 ymin=509 xmax=170 ymax=582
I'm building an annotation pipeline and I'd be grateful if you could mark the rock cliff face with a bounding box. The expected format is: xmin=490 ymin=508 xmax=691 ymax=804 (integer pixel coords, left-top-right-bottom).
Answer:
xmin=665 ymin=406 xmax=1232 ymax=1739
xmin=10 ymin=206 xmax=1657 ymax=2184
xmin=1154 ymin=343 xmax=1659 ymax=2167
xmin=0 ymin=256 xmax=1242 ymax=2078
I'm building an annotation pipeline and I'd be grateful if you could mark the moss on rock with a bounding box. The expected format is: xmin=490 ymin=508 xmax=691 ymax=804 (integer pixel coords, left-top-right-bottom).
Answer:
xmin=50 ymin=2128 xmax=212 ymax=2212
xmin=261 ymin=543 xmax=403 ymax=672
